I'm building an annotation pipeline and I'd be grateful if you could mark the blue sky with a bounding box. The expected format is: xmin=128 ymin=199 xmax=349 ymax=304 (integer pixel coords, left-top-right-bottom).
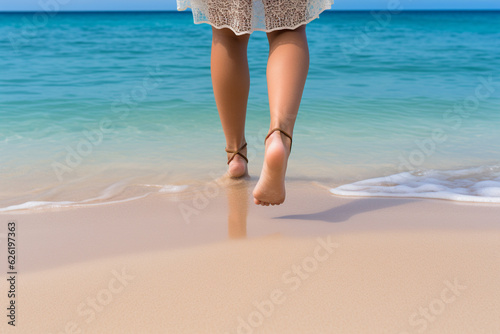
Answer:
xmin=1 ymin=0 xmax=499 ymax=11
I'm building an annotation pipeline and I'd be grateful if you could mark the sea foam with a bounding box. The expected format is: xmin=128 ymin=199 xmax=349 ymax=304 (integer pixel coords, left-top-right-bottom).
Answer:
xmin=0 ymin=183 xmax=189 ymax=212
xmin=330 ymin=165 xmax=500 ymax=203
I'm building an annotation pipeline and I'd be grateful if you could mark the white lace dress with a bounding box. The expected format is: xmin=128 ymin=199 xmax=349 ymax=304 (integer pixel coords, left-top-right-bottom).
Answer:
xmin=177 ymin=0 xmax=334 ymax=35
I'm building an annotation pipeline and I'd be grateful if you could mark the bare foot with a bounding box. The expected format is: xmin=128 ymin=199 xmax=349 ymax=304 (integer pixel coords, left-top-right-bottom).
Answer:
xmin=227 ymin=146 xmax=248 ymax=178
xmin=253 ymin=131 xmax=290 ymax=205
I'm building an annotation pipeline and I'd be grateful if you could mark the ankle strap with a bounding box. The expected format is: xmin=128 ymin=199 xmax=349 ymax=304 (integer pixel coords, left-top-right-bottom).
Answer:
xmin=225 ymin=142 xmax=248 ymax=164
xmin=265 ymin=128 xmax=292 ymax=151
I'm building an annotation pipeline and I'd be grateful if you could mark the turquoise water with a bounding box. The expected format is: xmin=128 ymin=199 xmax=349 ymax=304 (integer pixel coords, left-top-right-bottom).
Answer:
xmin=1 ymin=11 xmax=500 ymax=210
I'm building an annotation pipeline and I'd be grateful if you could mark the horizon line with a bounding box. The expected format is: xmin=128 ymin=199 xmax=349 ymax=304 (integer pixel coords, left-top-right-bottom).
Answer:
xmin=1 ymin=9 xmax=499 ymax=13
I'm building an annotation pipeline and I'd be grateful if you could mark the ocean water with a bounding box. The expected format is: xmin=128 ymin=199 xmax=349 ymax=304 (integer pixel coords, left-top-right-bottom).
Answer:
xmin=1 ymin=10 xmax=500 ymax=211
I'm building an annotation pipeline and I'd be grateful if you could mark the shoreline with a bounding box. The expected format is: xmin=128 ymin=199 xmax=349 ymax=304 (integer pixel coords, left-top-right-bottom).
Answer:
xmin=3 ymin=162 xmax=500 ymax=213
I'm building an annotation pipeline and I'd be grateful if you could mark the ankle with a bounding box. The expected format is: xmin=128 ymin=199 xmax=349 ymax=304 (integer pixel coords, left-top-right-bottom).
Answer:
xmin=226 ymin=137 xmax=246 ymax=151
xmin=266 ymin=130 xmax=292 ymax=152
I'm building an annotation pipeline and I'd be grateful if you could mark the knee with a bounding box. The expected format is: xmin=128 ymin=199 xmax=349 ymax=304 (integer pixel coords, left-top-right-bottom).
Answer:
xmin=267 ymin=25 xmax=307 ymax=50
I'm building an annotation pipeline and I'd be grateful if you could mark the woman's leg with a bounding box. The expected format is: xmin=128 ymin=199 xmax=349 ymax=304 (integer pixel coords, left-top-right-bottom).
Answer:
xmin=253 ymin=25 xmax=309 ymax=205
xmin=211 ymin=27 xmax=251 ymax=178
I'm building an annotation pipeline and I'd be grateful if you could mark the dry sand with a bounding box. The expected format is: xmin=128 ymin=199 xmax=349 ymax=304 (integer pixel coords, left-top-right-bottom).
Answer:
xmin=1 ymin=181 xmax=499 ymax=333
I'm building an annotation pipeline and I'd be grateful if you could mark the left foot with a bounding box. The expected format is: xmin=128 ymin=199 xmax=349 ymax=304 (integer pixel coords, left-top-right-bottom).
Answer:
xmin=226 ymin=145 xmax=248 ymax=178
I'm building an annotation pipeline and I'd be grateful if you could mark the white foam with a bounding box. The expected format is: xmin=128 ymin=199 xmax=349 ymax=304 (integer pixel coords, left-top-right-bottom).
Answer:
xmin=0 ymin=183 xmax=190 ymax=212
xmin=139 ymin=184 xmax=189 ymax=193
xmin=159 ymin=185 xmax=189 ymax=193
xmin=330 ymin=165 xmax=500 ymax=203
xmin=0 ymin=201 xmax=74 ymax=212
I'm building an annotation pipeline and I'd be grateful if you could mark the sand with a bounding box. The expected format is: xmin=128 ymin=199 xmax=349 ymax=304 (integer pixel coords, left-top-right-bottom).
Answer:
xmin=1 ymin=181 xmax=499 ymax=333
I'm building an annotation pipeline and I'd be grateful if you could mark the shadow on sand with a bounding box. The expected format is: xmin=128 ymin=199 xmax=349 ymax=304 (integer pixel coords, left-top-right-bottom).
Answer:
xmin=275 ymin=197 xmax=416 ymax=223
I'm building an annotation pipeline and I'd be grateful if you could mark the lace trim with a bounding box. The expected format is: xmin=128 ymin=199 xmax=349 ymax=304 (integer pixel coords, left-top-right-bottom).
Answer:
xmin=177 ymin=0 xmax=334 ymax=35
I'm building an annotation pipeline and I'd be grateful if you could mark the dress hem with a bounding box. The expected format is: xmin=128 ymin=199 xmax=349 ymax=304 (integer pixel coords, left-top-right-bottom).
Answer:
xmin=177 ymin=4 xmax=333 ymax=36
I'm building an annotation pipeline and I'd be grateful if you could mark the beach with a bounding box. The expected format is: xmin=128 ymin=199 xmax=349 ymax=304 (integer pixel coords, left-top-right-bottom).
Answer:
xmin=1 ymin=10 xmax=500 ymax=333
xmin=1 ymin=182 xmax=500 ymax=333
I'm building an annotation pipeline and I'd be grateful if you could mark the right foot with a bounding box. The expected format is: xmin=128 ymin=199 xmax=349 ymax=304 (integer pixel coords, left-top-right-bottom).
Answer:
xmin=253 ymin=131 xmax=291 ymax=206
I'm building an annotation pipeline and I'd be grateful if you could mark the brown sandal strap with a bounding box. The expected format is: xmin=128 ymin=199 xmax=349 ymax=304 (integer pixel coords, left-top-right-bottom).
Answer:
xmin=225 ymin=142 xmax=248 ymax=165
xmin=265 ymin=128 xmax=293 ymax=152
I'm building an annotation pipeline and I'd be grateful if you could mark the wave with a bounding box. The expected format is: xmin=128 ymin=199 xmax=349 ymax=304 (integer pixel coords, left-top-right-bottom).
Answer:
xmin=330 ymin=165 xmax=500 ymax=203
